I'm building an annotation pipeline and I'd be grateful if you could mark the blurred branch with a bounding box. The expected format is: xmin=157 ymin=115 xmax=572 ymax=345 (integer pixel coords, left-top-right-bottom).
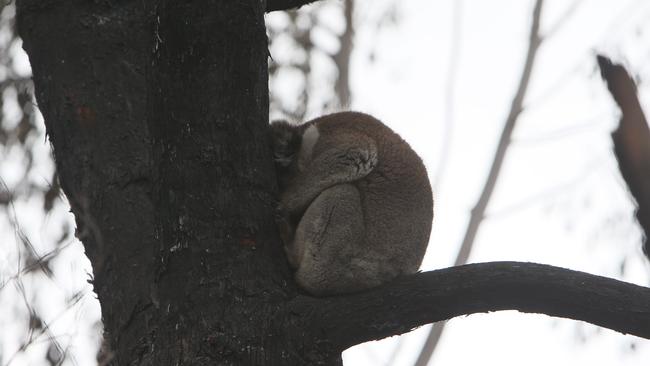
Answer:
xmin=266 ymin=0 xmax=321 ymax=12
xmin=545 ymin=0 xmax=583 ymax=38
xmin=0 ymin=76 xmax=32 ymax=90
xmin=597 ymin=55 xmax=650 ymax=261
xmin=302 ymin=262 xmax=650 ymax=351
xmin=488 ymin=159 xmax=599 ymax=219
xmin=414 ymin=1 xmax=544 ymax=365
xmin=527 ymin=1 xmax=646 ymax=109
xmin=333 ymin=0 xmax=354 ymax=108
xmin=383 ymin=338 xmax=405 ymax=366
xmin=3 ymin=285 xmax=84 ymax=366
xmin=512 ymin=113 xmax=604 ymax=144
xmin=0 ymin=240 xmax=75 ymax=291
xmin=455 ymin=0 xmax=543 ymax=265
xmin=268 ymin=8 xmax=317 ymax=120
xmin=1 ymin=178 xmax=54 ymax=279
xmin=431 ymin=0 xmax=463 ymax=191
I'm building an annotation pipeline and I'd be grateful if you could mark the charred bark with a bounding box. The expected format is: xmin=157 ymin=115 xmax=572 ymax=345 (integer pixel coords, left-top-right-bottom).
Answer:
xmin=15 ymin=1 xmax=650 ymax=365
xmin=266 ymin=0 xmax=321 ymax=12
xmin=597 ymin=55 xmax=650 ymax=261
xmin=17 ymin=0 xmax=336 ymax=364
xmin=306 ymin=262 xmax=650 ymax=350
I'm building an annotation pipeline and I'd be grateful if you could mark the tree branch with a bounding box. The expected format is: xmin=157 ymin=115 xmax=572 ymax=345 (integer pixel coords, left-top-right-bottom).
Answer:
xmin=333 ymin=0 xmax=354 ymax=108
xmin=266 ymin=0 xmax=321 ymax=12
xmin=296 ymin=261 xmax=650 ymax=351
xmin=415 ymin=1 xmax=545 ymax=363
xmin=596 ymin=55 xmax=650 ymax=261
xmin=455 ymin=0 xmax=543 ymax=268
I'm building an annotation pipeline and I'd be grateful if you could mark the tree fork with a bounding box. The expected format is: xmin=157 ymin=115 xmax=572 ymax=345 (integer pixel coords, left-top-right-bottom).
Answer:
xmin=16 ymin=1 xmax=650 ymax=365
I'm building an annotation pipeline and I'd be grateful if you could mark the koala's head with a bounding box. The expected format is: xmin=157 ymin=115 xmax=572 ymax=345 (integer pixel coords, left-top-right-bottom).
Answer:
xmin=270 ymin=120 xmax=303 ymax=190
xmin=270 ymin=120 xmax=302 ymax=167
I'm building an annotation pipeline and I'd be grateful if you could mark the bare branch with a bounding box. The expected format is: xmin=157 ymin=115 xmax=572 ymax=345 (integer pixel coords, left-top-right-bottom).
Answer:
xmin=597 ymin=55 xmax=650 ymax=261
xmin=455 ymin=0 xmax=543 ymax=267
xmin=415 ymin=1 xmax=545 ymax=363
xmin=0 ymin=76 xmax=32 ymax=90
xmin=431 ymin=0 xmax=463 ymax=191
xmin=296 ymin=261 xmax=650 ymax=351
xmin=414 ymin=1 xmax=466 ymax=361
xmin=544 ymin=0 xmax=583 ymax=38
xmin=266 ymin=0 xmax=321 ymax=12
xmin=333 ymin=0 xmax=354 ymax=108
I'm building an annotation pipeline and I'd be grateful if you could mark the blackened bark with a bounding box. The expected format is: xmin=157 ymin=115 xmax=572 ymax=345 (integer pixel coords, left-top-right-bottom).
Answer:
xmin=15 ymin=1 xmax=650 ymax=365
xmin=266 ymin=0 xmax=321 ymax=12
xmin=597 ymin=55 xmax=650 ymax=261
xmin=305 ymin=262 xmax=650 ymax=350
xmin=17 ymin=1 xmax=161 ymax=362
xmin=16 ymin=1 xmax=338 ymax=364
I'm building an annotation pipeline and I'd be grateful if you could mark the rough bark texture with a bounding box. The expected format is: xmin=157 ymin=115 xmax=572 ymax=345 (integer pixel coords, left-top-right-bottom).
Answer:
xmin=17 ymin=1 xmax=338 ymax=364
xmin=597 ymin=55 xmax=650 ymax=261
xmin=15 ymin=1 xmax=650 ymax=365
xmin=306 ymin=262 xmax=650 ymax=350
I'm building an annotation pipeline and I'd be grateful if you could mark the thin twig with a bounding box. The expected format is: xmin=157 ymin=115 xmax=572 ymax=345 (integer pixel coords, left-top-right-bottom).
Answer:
xmin=545 ymin=0 xmax=583 ymax=38
xmin=431 ymin=0 xmax=463 ymax=191
xmin=333 ymin=0 xmax=354 ymax=108
xmin=487 ymin=159 xmax=601 ymax=219
xmin=414 ymin=2 xmax=544 ymax=365
xmin=526 ymin=1 xmax=648 ymax=110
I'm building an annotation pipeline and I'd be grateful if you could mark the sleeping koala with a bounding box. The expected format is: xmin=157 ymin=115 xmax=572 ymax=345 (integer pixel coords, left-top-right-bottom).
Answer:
xmin=271 ymin=111 xmax=433 ymax=296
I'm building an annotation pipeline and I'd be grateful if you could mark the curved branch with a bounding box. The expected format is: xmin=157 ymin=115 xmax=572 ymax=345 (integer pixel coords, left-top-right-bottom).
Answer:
xmin=266 ymin=0 xmax=321 ymax=12
xmin=415 ymin=1 xmax=544 ymax=362
xmin=455 ymin=0 xmax=543 ymax=267
xmin=295 ymin=261 xmax=650 ymax=351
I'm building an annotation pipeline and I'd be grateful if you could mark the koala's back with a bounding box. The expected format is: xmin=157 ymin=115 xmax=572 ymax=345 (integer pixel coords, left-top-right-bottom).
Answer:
xmin=309 ymin=112 xmax=433 ymax=274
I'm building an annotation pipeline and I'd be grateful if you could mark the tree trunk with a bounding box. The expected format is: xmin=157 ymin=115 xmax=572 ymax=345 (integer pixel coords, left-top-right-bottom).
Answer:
xmin=17 ymin=1 xmax=338 ymax=364
xmin=16 ymin=1 xmax=650 ymax=365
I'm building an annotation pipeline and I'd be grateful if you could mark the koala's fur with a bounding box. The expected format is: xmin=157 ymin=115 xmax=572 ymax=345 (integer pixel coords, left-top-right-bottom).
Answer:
xmin=271 ymin=111 xmax=433 ymax=296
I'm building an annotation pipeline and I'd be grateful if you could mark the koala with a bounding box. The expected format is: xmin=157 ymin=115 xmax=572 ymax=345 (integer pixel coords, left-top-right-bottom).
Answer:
xmin=271 ymin=111 xmax=433 ymax=296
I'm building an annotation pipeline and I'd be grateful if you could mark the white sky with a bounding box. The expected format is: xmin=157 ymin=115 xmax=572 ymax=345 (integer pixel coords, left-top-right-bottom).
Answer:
xmin=1 ymin=0 xmax=649 ymax=365
xmin=326 ymin=0 xmax=650 ymax=365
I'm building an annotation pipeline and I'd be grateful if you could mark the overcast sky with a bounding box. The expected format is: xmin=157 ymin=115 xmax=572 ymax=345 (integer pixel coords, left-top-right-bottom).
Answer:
xmin=1 ymin=0 xmax=649 ymax=365
xmin=326 ymin=0 xmax=650 ymax=364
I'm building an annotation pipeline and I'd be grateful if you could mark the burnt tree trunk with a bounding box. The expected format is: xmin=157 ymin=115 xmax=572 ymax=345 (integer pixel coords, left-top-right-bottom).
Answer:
xmin=17 ymin=1 xmax=337 ymax=364
xmin=15 ymin=1 xmax=650 ymax=365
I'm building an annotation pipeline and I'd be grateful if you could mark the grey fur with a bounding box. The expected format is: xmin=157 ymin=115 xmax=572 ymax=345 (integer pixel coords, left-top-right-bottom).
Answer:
xmin=271 ymin=112 xmax=434 ymax=296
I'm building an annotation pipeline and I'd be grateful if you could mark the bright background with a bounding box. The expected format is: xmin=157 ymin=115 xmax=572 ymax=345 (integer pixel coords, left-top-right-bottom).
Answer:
xmin=1 ymin=0 xmax=649 ymax=365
